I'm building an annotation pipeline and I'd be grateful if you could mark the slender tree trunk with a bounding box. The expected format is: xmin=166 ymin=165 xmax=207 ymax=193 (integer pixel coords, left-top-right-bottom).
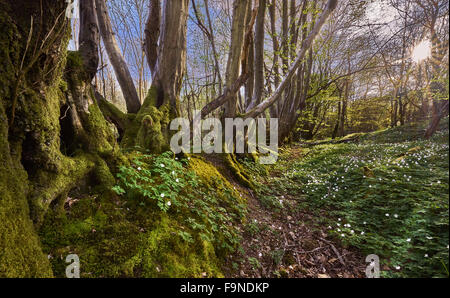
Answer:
xmin=268 ymin=0 xmax=279 ymax=118
xmin=96 ymin=0 xmax=141 ymax=113
xmin=332 ymin=100 xmax=342 ymax=139
xmin=247 ymin=0 xmax=266 ymax=112
xmin=339 ymin=80 xmax=349 ymax=137
xmin=244 ymin=0 xmax=255 ymax=111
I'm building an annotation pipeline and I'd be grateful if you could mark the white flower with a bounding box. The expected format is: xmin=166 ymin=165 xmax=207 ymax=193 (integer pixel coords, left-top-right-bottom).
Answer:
xmin=385 ymin=213 xmax=390 ymax=217
xmin=176 ymin=179 xmax=180 ymax=183
xmin=172 ymin=171 xmax=175 ymax=175
xmin=258 ymin=253 xmax=262 ymax=258
xmin=337 ymin=223 xmax=341 ymax=227
xmin=363 ymin=221 xmax=367 ymax=225
xmin=394 ymin=214 xmax=399 ymax=218
xmin=424 ymin=254 xmax=429 ymax=258
xmin=395 ymin=266 xmax=401 ymax=270
xmin=160 ymin=164 xmax=165 ymax=168
xmin=406 ymin=238 xmax=411 ymax=242
xmin=137 ymin=167 xmax=142 ymax=171
xmin=167 ymin=201 xmax=171 ymax=206
xmin=426 ymin=236 xmax=433 ymax=240
xmin=361 ymin=232 xmax=365 ymax=235
xmin=160 ymin=193 xmax=165 ymax=198
xmin=351 ymin=230 xmax=355 ymax=234
xmin=338 ymin=218 xmax=342 ymax=221
xmin=341 ymin=234 xmax=345 ymax=237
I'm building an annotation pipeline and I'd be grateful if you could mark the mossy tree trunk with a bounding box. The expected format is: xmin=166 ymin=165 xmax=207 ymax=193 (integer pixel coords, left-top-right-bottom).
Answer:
xmin=0 ymin=0 xmax=119 ymax=277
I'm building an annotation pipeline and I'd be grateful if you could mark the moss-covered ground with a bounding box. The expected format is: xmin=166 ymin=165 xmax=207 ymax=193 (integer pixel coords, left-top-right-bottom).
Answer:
xmin=39 ymin=152 xmax=247 ymax=277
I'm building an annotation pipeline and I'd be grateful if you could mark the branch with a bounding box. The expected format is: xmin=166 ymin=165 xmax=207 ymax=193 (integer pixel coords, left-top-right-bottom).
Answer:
xmin=201 ymin=72 xmax=250 ymax=118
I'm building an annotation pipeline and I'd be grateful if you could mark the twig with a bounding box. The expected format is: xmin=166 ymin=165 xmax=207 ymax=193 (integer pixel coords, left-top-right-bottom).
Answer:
xmin=60 ymin=105 xmax=71 ymax=120
xmin=318 ymin=237 xmax=346 ymax=266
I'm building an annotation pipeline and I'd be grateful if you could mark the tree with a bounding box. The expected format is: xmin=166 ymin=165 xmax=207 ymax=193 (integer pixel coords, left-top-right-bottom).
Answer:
xmin=0 ymin=0 xmax=119 ymax=277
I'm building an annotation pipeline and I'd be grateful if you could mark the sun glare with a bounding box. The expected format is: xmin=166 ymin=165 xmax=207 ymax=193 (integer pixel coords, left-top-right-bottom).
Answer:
xmin=411 ymin=40 xmax=432 ymax=63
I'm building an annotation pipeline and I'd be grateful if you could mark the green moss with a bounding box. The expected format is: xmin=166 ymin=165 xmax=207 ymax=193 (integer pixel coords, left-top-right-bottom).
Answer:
xmin=97 ymin=95 xmax=133 ymax=133
xmin=0 ymin=104 xmax=54 ymax=277
xmin=224 ymin=154 xmax=254 ymax=189
xmin=39 ymin=189 xmax=224 ymax=278
xmin=38 ymin=152 xmax=247 ymax=278
xmin=121 ymin=86 xmax=172 ymax=153
xmin=136 ymin=110 xmax=165 ymax=153
xmin=28 ymin=154 xmax=96 ymax=225
xmin=39 ymin=192 xmax=142 ymax=278
xmin=135 ymin=214 xmax=222 ymax=277
xmin=0 ymin=6 xmax=53 ymax=277
xmin=85 ymin=102 xmax=116 ymax=153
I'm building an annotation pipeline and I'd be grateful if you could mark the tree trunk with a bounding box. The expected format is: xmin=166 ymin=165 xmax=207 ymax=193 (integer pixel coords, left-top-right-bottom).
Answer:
xmin=96 ymin=0 xmax=141 ymax=113
xmin=339 ymin=79 xmax=349 ymax=137
xmin=144 ymin=0 xmax=161 ymax=75
xmin=244 ymin=0 xmax=255 ymax=112
xmin=332 ymin=101 xmax=342 ymax=139
xmin=224 ymin=0 xmax=249 ymax=118
xmin=268 ymin=0 xmax=279 ymax=118
xmin=151 ymin=0 xmax=189 ymax=116
xmin=1 ymin=0 xmax=119 ymax=277
xmin=79 ymin=0 xmax=100 ymax=82
xmin=247 ymin=0 xmax=266 ymax=112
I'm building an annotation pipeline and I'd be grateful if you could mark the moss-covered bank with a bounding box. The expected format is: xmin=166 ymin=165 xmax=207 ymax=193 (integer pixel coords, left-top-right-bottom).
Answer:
xmin=39 ymin=153 xmax=247 ymax=277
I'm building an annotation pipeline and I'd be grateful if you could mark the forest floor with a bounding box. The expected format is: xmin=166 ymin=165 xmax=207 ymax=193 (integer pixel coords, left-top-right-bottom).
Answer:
xmin=223 ymin=117 xmax=449 ymax=278
xmin=39 ymin=118 xmax=448 ymax=278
